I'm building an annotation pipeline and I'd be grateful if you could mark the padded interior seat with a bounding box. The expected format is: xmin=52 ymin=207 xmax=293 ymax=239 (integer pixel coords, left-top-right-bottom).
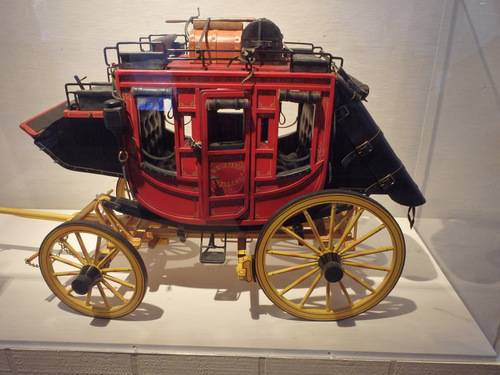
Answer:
xmin=276 ymin=102 xmax=314 ymax=176
xmin=139 ymin=109 xmax=176 ymax=173
xmin=76 ymin=89 xmax=114 ymax=111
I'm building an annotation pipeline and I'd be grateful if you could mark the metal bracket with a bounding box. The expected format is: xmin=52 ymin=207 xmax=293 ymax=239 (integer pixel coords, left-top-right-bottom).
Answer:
xmin=200 ymin=232 xmax=227 ymax=264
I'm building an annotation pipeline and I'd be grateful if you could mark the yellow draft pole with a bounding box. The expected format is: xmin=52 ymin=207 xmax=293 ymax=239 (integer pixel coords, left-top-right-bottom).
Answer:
xmin=0 ymin=207 xmax=73 ymax=267
xmin=0 ymin=190 xmax=114 ymax=223
xmin=0 ymin=191 xmax=114 ymax=267
xmin=0 ymin=207 xmax=73 ymax=222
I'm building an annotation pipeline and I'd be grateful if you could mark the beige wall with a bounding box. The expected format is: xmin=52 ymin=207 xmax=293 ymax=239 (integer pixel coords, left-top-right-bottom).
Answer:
xmin=0 ymin=0 xmax=499 ymax=354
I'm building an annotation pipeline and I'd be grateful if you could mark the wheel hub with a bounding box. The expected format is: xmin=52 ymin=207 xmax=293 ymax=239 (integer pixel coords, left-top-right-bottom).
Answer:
xmin=318 ymin=252 xmax=344 ymax=283
xmin=72 ymin=264 xmax=102 ymax=295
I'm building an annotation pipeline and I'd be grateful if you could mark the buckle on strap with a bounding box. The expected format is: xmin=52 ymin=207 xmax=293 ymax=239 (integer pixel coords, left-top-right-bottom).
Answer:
xmin=378 ymin=173 xmax=396 ymax=189
xmin=341 ymin=129 xmax=381 ymax=168
xmin=366 ymin=165 xmax=402 ymax=193
xmin=355 ymin=139 xmax=374 ymax=156
xmin=336 ymin=105 xmax=350 ymax=122
xmin=341 ymin=140 xmax=373 ymax=167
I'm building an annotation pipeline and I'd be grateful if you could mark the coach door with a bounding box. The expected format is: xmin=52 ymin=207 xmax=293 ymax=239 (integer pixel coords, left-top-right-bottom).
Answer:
xmin=200 ymin=90 xmax=251 ymax=221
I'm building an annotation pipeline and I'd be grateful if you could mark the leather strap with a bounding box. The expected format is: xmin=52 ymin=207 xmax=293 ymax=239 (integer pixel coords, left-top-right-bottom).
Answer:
xmin=341 ymin=128 xmax=382 ymax=168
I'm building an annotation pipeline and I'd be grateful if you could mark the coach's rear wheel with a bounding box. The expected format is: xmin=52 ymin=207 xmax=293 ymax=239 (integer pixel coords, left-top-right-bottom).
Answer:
xmin=39 ymin=220 xmax=147 ymax=318
xmin=254 ymin=190 xmax=405 ymax=321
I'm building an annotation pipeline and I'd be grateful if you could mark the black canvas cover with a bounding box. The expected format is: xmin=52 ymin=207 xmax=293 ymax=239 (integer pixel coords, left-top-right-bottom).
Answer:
xmin=24 ymin=105 xmax=123 ymax=177
xmin=330 ymin=70 xmax=426 ymax=208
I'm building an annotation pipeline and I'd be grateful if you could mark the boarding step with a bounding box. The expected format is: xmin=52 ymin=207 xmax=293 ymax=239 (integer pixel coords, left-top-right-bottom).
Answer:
xmin=200 ymin=232 xmax=227 ymax=264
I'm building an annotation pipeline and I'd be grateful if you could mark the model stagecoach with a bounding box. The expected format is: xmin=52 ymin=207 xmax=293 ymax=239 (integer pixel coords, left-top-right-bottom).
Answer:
xmin=1 ymin=15 xmax=425 ymax=320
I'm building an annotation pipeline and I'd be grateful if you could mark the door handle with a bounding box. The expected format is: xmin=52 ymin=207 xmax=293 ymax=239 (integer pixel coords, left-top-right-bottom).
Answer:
xmin=189 ymin=137 xmax=202 ymax=160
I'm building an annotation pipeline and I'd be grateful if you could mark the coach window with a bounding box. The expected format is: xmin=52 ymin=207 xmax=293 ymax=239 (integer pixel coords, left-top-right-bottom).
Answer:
xmin=206 ymin=98 xmax=249 ymax=150
xmin=276 ymin=90 xmax=320 ymax=178
xmin=135 ymin=91 xmax=177 ymax=175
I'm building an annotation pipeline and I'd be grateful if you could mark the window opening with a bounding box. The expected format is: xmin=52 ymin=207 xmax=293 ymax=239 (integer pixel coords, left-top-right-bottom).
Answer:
xmin=165 ymin=105 xmax=175 ymax=128
xmin=182 ymin=114 xmax=193 ymax=140
xmin=137 ymin=96 xmax=176 ymax=174
xmin=279 ymin=101 xmax=299 ymax=130
xmin=276 ymin=101 xmax=315 ymax=177
xmin=206 ymin=98 xmax=249 ymax=151
xmin=208 ymin=108 xmax=244 ymax=150
xmin=260 ymin=117 xmax=269 ymax=144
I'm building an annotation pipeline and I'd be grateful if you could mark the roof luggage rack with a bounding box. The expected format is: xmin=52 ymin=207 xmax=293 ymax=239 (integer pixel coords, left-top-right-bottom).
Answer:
xmin=65 ymin=80 xmax=113 ymax=111
xmin=101 ymin=18 xmax=343 ymax=72
xmin=104 ymin=41 xmax=170 ymax=70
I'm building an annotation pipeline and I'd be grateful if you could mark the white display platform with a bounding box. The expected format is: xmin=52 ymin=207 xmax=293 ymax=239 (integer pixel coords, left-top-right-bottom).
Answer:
xmin=0 ymin=211 xmax=496 ymax=362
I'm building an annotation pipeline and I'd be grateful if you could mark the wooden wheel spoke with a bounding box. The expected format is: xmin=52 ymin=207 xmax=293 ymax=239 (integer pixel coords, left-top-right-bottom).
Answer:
xmin=97 ymin=283 xmax=112 ymax=309
xmin=93 ymin=236 xmax=103 ymax=265
xmin=338 ymin=224 xmax=386 ymax=255
xmin=339 ymin=281 xmax=353 ymax=305
xmin=279 ymin=267 xmax=320 ymax=296
xmin=303 ymin=209 xmax=327 ymax=253
xmin=325 ymin=282 xmax=331 ymax=312
xmin=54 ymin=271 xmax=80 ymax=277
xmin=333 ymin=208 xmax=364 ymax=253
xmin=268 ymin=261 xmax=318 ymax=277
xmin=85 ymin=288 xmax=93 ymax=306
xmin=101 ymin=279 xmax=128 ymax=303
xmin=280 ymin=226 xmax=322 ymax=256
xmin=101 ymin=267 xmax=134 ymax=273
xmin=60 ymin=239 xmax=86 ymax=264
xmin=102 ymin=274 xmax=136 ymax=290
xmin=343 ymin=269 xmax=376 ymax=293
xmin=299 ymin=272 xmax=322 ymax=308
xmin=334 ymin=211 xmax=351 ymax=233
xmin=267 ymin=250 xmax=318 ymax=260
xmin=342 ymin=261 xmax=390 ymax=272
xmin=96 ymin=248 xmax=120 ymax=268
xmin=50 ymin=255 xmax=82 ymax=270
xmin=75 ymin=233 xmax=91 ymax=263
xmin=342 ymin=246 xmax=394 ymax=259
xmin=327 ymin=204 xmax=336 ymax=250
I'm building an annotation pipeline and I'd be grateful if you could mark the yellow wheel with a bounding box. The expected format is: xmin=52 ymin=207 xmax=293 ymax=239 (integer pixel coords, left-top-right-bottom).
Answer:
xmin=39 ymin=220 xmax=148 ymax=318
xmin=116 ymin=177 xmax=131 ymax=199
xmin=254 ymin=190 xmax=405 ymax=321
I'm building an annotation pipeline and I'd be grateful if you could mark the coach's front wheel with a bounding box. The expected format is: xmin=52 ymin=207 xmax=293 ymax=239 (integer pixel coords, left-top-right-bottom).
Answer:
xmin=39 ymin=220 xmax=147 ymax=318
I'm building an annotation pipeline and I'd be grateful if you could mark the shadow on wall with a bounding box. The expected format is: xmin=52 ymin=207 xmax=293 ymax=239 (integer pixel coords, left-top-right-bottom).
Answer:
xmin=401 ymin=234 xmax=438 ymax=282
xmin=416 ymin=0 xmax=500 ymax=286
xmin=428 ymin=218 xmax=500 ymax=285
